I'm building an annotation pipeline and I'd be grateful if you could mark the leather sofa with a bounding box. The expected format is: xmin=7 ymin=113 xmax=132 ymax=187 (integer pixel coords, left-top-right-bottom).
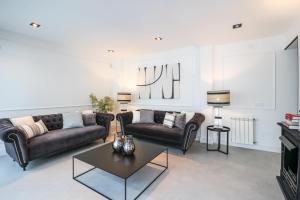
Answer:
xmin=117 ymin=110 xmax=205 ymax=154
xmin=0 ymin=113 xmax=114 ymax=170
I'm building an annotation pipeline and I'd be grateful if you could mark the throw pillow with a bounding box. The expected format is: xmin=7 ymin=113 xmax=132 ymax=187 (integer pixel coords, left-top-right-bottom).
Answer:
xmin=10 ymin=116 xmax=35 ymax=126
xmin=140 ymin=110 xmax=154 ymax=123
xmin=174 ymin=113 xmax=186 ymax=129
xmin=163 ymin=113 xmax=176 ymax=128
xmin=82 ymin=113 xmax=97 ymax=126
xmin=181 ymin=111 xmax=195 ymax=124
xmin=17 ymin=120 xmax=48 ymax=140
xmin=63 ymin=112 xmax=84 ymax=129
xmin=132 ymin=111 xmax=140 ymax=123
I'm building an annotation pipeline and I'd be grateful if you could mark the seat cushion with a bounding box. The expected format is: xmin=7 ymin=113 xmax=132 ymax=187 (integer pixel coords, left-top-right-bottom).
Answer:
xmin=28 ymin=125 xmax=106 ymax=160
xmin=125 ymin=123 xmax=184 ymax=144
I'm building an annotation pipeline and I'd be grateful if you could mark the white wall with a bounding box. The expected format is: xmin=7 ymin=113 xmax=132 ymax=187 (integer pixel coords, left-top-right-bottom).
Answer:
xmin=112 ymin=46 xmax=213 ymax=139
xmin=0 ymin=30 xmax=297 ymax=154
xmin=113 ymin=36 xmax=298 ymax=152
xmin=284 ymin=18 xmax=300 ymax=112
xmin=213 ymin=36 xmax=298 ymax=152
xmin=0 ymin=31 xmax=114 ymax=156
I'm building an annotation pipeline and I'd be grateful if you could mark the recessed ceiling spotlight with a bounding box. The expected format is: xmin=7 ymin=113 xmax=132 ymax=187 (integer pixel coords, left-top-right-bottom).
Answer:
xmin=107 ymin=50 xmax=115 ymax=53
xmin=30 ymin=22 xmax=41 ymax=28
xmin=154 ymin=37 xmax=163 ymax=41
xmin=233 ymin=23 xmax=242 ymax=29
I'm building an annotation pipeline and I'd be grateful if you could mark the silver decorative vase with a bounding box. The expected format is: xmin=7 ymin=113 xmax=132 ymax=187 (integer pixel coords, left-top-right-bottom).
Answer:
xmin=123 ymin=135 xmax=135 ymax=156
xmin=112 ymin=134 xmax=123 ymax=153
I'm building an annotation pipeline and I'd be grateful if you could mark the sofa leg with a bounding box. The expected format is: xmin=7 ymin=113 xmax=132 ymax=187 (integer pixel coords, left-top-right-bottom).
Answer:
xmin=21 ymin=163 xmax=28 ymax=171
xmin=103 ymin=137 xmax=107 ymax=143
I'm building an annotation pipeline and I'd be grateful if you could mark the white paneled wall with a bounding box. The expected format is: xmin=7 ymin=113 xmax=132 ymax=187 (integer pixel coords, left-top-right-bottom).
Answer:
xmin=113 ymin=37 xmax=298 ymax=152
xmin=112 ymin=46 xmax=213 ymax=140
xmin=217 ymin=38 xmax=298 ymax=152
xmin=0 ymin=31 xmax=114 ymax=156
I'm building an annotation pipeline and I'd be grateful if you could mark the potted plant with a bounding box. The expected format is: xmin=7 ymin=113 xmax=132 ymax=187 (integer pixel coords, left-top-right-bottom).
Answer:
xmin=89 ymin=94 xmax=115 ymax=113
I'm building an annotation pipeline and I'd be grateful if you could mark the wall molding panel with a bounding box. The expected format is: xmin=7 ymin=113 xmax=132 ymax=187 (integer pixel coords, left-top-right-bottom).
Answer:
xmin=0 ymin=104 xmax=92 ymax=112
xmin=222 ymin=51 xmax=276 ymax=110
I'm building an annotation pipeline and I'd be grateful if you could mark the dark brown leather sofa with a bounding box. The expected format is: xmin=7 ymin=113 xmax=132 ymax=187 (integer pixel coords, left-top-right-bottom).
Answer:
xmin=117 ymin=110 xmax=205 ymax=154
xmin=0 ymin=113 xmax=114 ymax=170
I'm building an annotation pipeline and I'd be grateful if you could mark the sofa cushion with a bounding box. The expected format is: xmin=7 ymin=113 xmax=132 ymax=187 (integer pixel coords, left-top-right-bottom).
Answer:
xmin=163 ymin=113 xmax=176 ymax=128
xmin=140 ymin=110 xmax=154 ymax=123
xmin=28 ymin=125 xmax=105 ymax=160
xmin=63 ymin=112 xmax=84 ymax=129
xmin=82 ymin=113 xmax=97 ymax=126
xmin=10 ymin=116 xmax=35 ymax=126
xmin=125 ymin=123 xmax=183 ymax=143
xmin=132 ymin=111 xmax=140 ymax=123
xmin=17 ymin=120 xmax=48 ymax=140
xmin=174 ymin=113 xmax=186 ymax=129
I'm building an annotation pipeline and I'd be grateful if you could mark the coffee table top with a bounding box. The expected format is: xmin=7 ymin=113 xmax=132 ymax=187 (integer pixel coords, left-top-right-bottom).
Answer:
xmin=73 ymin=140 xmax=167 ymax=179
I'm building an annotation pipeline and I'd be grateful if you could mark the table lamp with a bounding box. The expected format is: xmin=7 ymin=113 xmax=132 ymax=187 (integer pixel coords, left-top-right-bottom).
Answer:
xmin=207 ymin=90 xmax=230 ymax=128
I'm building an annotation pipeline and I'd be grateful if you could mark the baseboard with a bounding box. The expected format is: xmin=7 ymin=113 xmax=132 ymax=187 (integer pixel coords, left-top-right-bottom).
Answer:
xmin=199 ymin=138 xmax=280 ymax=153
xmin=229 ymin=143 xmax=280 ymax=153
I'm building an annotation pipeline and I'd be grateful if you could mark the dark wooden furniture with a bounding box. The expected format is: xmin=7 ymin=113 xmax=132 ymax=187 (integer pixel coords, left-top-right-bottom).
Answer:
xmin=206 ymin=125 xmax=230 ymax=155
xmin=277 ymin=123 xmax=300 ymax=200
xmin=73 ymin=140 xmax=168 ymax=200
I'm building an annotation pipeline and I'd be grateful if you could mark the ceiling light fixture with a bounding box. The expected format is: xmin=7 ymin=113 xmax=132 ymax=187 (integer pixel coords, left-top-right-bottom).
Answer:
xmin=154 ymin=37 xmax=163 ymax=41
xmin=30 ymin=22 xmax=41 ymax=28
xmin=233 ymin=23 xmax=242 ymax=29
xmin=107 ymin=50 xmax=115 ymax=53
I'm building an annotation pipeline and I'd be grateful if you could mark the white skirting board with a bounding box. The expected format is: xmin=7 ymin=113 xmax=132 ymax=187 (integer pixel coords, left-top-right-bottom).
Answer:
xmin=199 ymin=137 xmax=280 ymax=153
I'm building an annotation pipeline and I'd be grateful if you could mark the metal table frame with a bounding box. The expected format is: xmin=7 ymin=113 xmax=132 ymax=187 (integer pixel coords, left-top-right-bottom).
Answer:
xmin=72 ymin=148 xmax=168 ymax=200
xmin=206 ymin=125 xmax=230 ymax=155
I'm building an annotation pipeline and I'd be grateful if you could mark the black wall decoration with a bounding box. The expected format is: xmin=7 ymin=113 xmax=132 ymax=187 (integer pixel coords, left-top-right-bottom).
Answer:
xmin=136 ymin=63 xmax=181 ymax=99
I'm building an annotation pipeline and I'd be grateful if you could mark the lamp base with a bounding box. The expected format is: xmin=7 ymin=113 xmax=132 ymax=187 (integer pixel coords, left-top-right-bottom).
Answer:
xmin=213 ymin=125 xmax=224 ymax=129
xmin=214 ymin=107 xmax=223 ymax=128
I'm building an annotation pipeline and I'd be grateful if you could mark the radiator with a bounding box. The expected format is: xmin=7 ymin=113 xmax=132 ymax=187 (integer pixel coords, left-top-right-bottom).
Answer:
xmin=230 ymin=117 xmax=255 ymax=145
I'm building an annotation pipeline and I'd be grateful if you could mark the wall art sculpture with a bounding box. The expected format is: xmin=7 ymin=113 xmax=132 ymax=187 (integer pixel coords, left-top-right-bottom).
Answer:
xmin=136 ymin=63 xmax=181 ymax=99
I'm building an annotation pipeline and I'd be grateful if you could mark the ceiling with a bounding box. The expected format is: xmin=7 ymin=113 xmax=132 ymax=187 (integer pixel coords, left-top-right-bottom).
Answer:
xmin=0 ymin=0 xmax=299 ymax=60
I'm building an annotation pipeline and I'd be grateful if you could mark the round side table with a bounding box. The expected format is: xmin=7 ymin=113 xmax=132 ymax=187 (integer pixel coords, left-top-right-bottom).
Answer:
xmin=207 ymin=125 xmax=230 ymax=155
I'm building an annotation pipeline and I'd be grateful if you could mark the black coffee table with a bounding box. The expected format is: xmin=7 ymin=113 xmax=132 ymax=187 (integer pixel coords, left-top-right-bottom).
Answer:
xmin=72 ymin=140 xmax=168 ymax=200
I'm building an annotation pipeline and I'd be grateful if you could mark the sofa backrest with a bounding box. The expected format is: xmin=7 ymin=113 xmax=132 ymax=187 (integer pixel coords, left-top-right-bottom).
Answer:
xmin=33 ymin=114 xmax=63 ymax=131
xmin=153 ymin=110 xmax=180 ymax=124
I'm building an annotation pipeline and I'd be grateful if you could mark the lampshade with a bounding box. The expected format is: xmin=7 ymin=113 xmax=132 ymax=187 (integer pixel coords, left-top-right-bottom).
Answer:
xmin=207 ymin=90 xmax=230 ymax=106
xmin=117 ymin=92 xmax=131 ymax=102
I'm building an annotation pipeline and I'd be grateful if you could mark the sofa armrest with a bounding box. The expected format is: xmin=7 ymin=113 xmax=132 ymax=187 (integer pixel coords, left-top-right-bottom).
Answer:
xmin=95 ymin=113 xmax=114 ymax=135
xmin=182 ymin=113 xmax=205 ymax=152
xmin=0 ymin=119 xmax=29 ymax=167
xmin=116 ymin=112 xmax=133 ymax=135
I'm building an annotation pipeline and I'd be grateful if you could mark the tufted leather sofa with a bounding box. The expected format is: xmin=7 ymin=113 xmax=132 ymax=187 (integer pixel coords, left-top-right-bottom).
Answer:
xmin=117 ymin=110 xmax=205 ymax=154
xmin=0 ymin=113 xmax=114 ymax=170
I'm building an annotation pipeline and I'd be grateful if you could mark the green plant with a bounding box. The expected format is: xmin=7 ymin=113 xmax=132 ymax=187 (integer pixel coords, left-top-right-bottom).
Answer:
xmin=89 ymin=94 xmax=115 ymax=113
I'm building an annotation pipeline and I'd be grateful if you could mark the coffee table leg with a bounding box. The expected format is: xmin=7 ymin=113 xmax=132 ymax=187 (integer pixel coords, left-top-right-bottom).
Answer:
xmin=166 ymin=148 xmax=168 ymax=168
xmin=72 ymin=157 xmax=74 ymax=178
xmin=125 ymin=178 xmax=127 ymax=200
